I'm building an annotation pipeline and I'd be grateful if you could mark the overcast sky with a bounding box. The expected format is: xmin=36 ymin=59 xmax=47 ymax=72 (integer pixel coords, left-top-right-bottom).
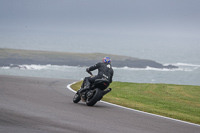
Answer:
xmin=0 ymin=0 xmax=200 ymax=59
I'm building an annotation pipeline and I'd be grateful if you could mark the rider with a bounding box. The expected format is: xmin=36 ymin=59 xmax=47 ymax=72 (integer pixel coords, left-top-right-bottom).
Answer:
xmin=78 ymin=57 xmax=114 ymax=94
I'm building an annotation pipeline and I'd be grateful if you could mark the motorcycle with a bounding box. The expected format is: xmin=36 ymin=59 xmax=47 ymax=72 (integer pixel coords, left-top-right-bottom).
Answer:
xmin=73 ymin=72 xmax=112 ymax=106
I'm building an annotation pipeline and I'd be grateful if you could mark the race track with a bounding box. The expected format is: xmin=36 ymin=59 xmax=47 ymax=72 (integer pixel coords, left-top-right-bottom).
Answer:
xmin=0 ymin=75 xmax=199 ymax=133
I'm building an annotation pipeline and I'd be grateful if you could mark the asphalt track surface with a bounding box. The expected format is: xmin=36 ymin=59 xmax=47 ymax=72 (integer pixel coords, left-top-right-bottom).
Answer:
xmin=0 ymin=75 xmax=199 ymax=133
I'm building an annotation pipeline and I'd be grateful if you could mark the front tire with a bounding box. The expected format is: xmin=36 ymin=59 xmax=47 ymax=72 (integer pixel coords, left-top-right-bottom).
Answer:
xmin=73 ymin=93 xmax=81 ymax=103
xmin=86 ymin=89 xmax=102 ymax=106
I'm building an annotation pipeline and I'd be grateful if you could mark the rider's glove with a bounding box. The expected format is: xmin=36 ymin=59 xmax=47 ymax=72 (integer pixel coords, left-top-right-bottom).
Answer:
xmin=86 ymin=68 xmax=89 ymax=72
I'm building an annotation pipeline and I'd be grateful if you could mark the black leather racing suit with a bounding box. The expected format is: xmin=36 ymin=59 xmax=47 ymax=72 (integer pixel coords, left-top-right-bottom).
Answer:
xmin=81 ymin=62 xmax=114 ymax=89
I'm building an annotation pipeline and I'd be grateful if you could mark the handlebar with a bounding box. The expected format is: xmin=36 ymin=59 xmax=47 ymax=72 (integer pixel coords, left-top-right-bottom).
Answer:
xmin=87 ymin=71 xmax=93 ymax=76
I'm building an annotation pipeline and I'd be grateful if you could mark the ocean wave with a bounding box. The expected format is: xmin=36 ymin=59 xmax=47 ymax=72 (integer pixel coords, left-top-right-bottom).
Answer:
xmin=164 ymin=63 xmax=200 ymax=67
xmin=0 ymin=66 xmax=10 ymax=69
xmin=0 ymin=64 xmax=80 ymax=70
xmin=113 ymin=66 xmax=193 ymax=72
xmin=1 ymin=63 xmax=198 ymax=72
xmin=175 ymin=63 xmax=200 ymax=67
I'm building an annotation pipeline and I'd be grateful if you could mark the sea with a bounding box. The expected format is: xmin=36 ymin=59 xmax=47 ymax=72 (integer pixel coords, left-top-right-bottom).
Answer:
xmin=0 ymin=43 xmax=200 ymax=86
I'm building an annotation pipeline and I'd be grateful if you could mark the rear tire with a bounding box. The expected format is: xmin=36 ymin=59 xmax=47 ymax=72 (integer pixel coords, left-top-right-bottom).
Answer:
xmin=73 ymin=93 xmax=81 ymax=103
xmin=86 ymin=89 xmax=102 ymax=106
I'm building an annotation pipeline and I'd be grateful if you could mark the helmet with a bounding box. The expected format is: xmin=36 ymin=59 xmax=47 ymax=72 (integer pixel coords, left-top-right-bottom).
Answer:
xmin=102 ymin=57 xmax=111 ymax=64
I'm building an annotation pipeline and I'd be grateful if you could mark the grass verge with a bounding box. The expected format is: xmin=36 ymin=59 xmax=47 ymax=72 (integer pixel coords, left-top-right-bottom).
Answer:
xmin=71 ymin=81 xmax=200 ymax=124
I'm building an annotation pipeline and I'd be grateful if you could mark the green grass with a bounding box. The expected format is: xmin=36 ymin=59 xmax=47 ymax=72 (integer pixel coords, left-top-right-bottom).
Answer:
xmin=71 ymin=81 xmax=200 ymax=124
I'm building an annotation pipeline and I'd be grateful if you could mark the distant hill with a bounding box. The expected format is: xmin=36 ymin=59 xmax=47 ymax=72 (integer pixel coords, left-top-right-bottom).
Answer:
xmin=0 ymin=48 xmax=178 ymax=69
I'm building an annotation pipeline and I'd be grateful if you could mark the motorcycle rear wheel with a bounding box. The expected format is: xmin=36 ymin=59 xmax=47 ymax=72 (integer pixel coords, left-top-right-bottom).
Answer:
xmin=86 ymin=88 xmax=102 ymax=106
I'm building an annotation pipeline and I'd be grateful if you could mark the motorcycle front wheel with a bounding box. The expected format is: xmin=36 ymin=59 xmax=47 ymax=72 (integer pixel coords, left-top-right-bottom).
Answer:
xmin=73 ymin=93 xmax=81 ymax=103
xmin=86 ymin=88 xmax=102 ymax=106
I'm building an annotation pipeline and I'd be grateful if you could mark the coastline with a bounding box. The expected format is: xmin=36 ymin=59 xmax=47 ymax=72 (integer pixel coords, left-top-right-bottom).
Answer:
xmin=0 ymin=48 xmax=178 ymax=69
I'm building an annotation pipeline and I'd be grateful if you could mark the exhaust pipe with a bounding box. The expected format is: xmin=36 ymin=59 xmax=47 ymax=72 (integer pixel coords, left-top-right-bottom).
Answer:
xmin=102 ymin=88 xmax=112 ymax=96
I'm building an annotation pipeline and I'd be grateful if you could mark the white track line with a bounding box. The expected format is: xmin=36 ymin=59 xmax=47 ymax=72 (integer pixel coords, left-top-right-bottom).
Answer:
xmin=67 ymin=81 xmax=200 ymax=127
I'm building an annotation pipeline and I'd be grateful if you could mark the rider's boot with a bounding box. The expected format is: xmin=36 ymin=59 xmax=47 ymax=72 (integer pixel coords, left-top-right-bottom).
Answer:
xmin=79 ymin=79 xmax=90 ymax=94
xmin=79 ymin=86 xmax=90 ymax=101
